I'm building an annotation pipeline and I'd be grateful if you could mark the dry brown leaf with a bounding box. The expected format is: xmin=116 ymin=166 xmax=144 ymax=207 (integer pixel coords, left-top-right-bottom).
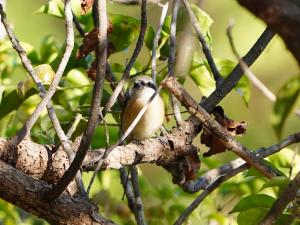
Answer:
xmin=76 ymin=28 xmax=99 ymax=59
xmin=201 ymin=106 xmax=247 ymax=157
xmin=80 ymin=0 xmax=94 ymax=14
xmin=183 ymin=152 xmax=201 ymax=181
xmin=76 ymin=22 xmax=113 ymax=60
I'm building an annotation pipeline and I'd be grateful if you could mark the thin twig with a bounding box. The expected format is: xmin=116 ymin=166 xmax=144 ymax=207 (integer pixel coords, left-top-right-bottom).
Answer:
xmin=202 ymin=27 xmax=275 ymax=112
xmin=0 ymin=1 xmax=86 ymax=196
xmin=162 ymin=76 xmax=280 ymax=178
xmin=16 ymin=0 xmax=75 ymax=140
xmin=87 ymin=84 xmax=164 ymax=194
xmin=181 ymin=0 xmax=222 ymax=85
xmin=42 ymin=0 xmax=107 ymax=201
xmin=173 ymin=175 xmax=227 ymax=225
xmin=131 ymin=166 xmax=147 ymax=225
xmin=227 ymin=21 xmax=300 ymax=117
xmin=174 ymin=133 xmax=300 ymax=224
xmin=169 ymin=0 xmax=183 ymax=126
xmin=181 ymin=132 xmax=300 ymax=193
xmin=259 ymin=171 xmax=300 ymax=225
xmin=151 ymin=2 xmax=169 ymax=83
xmin=66 ymin=114 xmax=82 ymax=139
xmin=227 ymin=20 xmax=275 ymax=101
xmin=102 ymin=0 xmax=147 ymax=116
xmin=72 ymin=11 xmax=85 ymax=37
xmin=119 ymin=168 xmax=137 ymax=216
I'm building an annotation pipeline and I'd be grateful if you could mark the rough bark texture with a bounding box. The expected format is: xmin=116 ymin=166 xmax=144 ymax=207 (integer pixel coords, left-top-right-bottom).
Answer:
xmin=0 ymin=159 xmax=115 ymax=225
xmin=237 ymin=0 xmax=300 ymax=64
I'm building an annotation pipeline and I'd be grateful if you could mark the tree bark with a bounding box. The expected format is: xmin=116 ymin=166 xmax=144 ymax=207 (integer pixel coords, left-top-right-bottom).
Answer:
xmin=237 ymin=0 xmax=300 ymax=65
xmin=0 ymin=159 xmax=115 ymax=225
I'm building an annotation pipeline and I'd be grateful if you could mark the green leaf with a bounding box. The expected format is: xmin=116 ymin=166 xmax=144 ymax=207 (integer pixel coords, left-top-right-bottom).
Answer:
xmin=64 ymin=68 xmax=90 ymax=86
xmin=109 ymin=14 xmax=140 ymax=52
xmin=261 ymin=176 xmax=289 ymax=191
xmin=0 ymin=88 xmax=38 ymax=120
xmin=189 ymin=55 xmax=251 ymax=105
xmin=144 ymin=26 xmax=155 ymax=50
xmin=110 ymin=63 xmax=125 ymax=73
xmin=178 ymin=4 xmax=213 ymax=46
xmin=231 ymin=194 xmax=276 ymax=213
xmin=238 ymin=209 xmax=294 ymax=225
xmin=237 ymin=208 xmax=269 ymax=225
xmin=271 ymin=75 xmax=300 ymax=138
xmin=39 ymin=35 xmax=59 ymax=64
xmin=189 ymin=53 xmax=215 ymax=96
xmin=217 ymin=59 xmax=251 ymax=105
xmin=35 ymin=0 xmax=64 ymax=18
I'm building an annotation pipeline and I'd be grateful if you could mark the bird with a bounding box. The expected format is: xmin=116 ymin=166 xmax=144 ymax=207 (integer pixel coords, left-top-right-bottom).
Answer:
xmin=122 ymin=75 xmax=165 ymax=141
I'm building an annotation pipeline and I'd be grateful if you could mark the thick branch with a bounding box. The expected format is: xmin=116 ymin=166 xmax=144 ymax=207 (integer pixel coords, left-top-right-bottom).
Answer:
xmin=0 ymin=160 xmax=114 ymax=225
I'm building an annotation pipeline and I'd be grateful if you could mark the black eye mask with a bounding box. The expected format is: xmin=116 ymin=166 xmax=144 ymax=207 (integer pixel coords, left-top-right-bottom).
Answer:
xmin=145 ymin=81 xmax=157 ymax=90
xmin=133 ymin=81 xmax=157 ymax=90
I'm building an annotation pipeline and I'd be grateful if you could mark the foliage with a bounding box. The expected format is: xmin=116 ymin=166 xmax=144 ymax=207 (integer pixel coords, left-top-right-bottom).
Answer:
xmin=0 ymin=0 xmax=299 ymax=225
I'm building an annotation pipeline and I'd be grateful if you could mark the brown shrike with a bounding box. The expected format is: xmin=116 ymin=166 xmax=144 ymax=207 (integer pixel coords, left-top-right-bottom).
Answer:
xmin=122 ymin=75 xmax=165 ymax=141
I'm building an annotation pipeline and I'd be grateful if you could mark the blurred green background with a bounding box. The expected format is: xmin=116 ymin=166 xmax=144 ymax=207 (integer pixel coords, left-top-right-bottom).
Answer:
xmin=0 ymin=0 xmax=299 ymax=224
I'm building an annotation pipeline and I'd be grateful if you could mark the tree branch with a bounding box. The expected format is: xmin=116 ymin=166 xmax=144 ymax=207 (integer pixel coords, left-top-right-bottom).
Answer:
xmin=181 ymin=132 xmax=300 ymax=193
xmin=169 ymin=0 xmax=183 ymax=125
xmin=130 ymin=166 xmax=146 ymax=225
xmin=151 ymin=2 xmax=169 ymax=83
xmin=43 ymin=0 xmax=107 ymax=201
xmin=181 ymin=0 xmax=222 ymax=85
xmin=259 ymin=171 xmax=300 ymax=225
xmin=237 ymin=0 xmax=300 ymax=64
xmin=0 ymin=160 xmax=115 ymax=225
xmin=162 ymin=76 xmax=280 ymax=178
xmin=201 ymin=27 xmax=275 ymax=112
xmin=101 ymin=0 xmax=147 ymax=116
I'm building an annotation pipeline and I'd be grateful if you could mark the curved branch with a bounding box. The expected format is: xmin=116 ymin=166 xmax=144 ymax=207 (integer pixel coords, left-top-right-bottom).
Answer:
xmin=43 ymin=0 xmax=107 ymax=201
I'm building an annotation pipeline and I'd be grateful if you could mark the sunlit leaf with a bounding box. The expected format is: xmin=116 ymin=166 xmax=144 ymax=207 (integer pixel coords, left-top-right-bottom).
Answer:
xmin=217 ymin=59 xmax=251 ymax=105
xmin=178 ymin=4 xmax=213 ymax=46
xmin=144 ymin=26 xmax=155 ymax=50
xmin=35 ymin=0 xmax=64 ymax=18
xmin=271 ymin=75 xmax=300 ymax=138
xmin=238 ymin=209 xmax=294 ymax=225
xmin=189 ymin=55 xmax=251 ymax=105
xmin=0 ymin=88 xmax=38 ymax=120
xmin=189 ymin=53 xmax=215 ymax=96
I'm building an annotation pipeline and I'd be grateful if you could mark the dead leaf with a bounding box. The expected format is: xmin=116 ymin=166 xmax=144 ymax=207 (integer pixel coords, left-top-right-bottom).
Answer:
xmin=76 ymin=22 xmax=113 ymax=60
xmin=77 ymin=28 xmax=99 ymax=59
xmin=201 ymin=106 xmax=247 ymax=157
xmin=183 ymin=152 xmax=201 ymax=181
xmin=80 ymin=0 xmax=94 ymax=14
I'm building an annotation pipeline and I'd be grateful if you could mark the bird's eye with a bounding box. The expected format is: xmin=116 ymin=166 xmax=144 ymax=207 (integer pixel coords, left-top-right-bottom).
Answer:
xmin=146 ymin=82 xmax=157 ymax=90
